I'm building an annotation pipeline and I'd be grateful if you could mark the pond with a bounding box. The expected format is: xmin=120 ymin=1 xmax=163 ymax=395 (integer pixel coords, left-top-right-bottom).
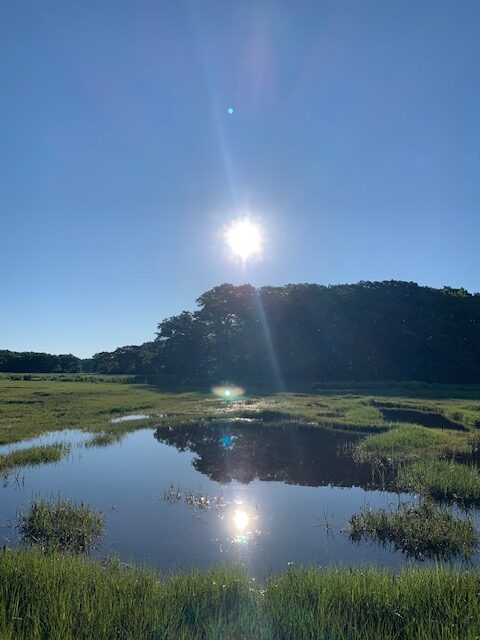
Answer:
xmin=1 ymin=422 xmax=478 ymax=576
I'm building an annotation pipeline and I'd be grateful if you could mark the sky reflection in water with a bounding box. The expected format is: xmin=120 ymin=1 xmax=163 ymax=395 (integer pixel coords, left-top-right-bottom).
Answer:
xmin=0 ymin=423 xmax=477 ymax=576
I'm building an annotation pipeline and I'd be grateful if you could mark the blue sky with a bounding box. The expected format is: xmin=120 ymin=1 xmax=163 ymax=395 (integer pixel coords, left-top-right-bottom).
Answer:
xmin=1 ymin=1 xmax=479 ymax=357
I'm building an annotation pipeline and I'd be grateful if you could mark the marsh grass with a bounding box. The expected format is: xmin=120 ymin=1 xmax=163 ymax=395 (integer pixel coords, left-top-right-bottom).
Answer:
xmin=18 ymin=498 xmax=104 ymax=553
xmin=85 ymin=432 xmax=123 ymax=447
xmin=398 ymin=459 xmax=480 ymax=508
xmin=348 ymin=501 xmax=477 ymax=559
xmin=0 ymin=443 xmax=67 ymax=472
xmin=354 ymin=424 xmax=471 ymax=464
xmin=1 ymin=549 xmax=480 ymax=639
xmin=265 ymin=565 xmax=480 ymax=640
xmin=1 ymin=374 xmax=478 ymax=448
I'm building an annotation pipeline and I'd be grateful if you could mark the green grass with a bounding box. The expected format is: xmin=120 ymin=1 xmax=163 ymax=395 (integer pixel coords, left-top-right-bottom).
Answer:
xmin=18 ymin=498 xmax=105 ymax=553
xmin=1 ymin=549 xmax=480 ymax=639
xmin=85 ymin=431 xmax=123 ymax=447
xmin=348 ymin=501 xmax=477 ymax=559
xmin=265 ymin=565 xmax=480 ymax=640
xmin=1 ymin=374 xmax=479 ymax=447
xmin=354 ymin=423 xmax=472 ymax=464
xmin=0 ymin=374 xmax=216 ymax=444
xmin=0 ymin=443 xmax=68 ymax=473
xmin=399 ymin=459 xmax=480 ymax=508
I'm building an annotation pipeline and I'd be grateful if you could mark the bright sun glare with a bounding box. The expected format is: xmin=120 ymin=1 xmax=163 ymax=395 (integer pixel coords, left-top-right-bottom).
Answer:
xmin=233 ymin=510 xmax=250 ymax=532
xmin=225 ymin=218 xmax=263 ymax=262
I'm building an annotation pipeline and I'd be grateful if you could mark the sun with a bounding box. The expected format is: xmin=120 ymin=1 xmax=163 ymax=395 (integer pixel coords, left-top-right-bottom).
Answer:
xmin=225 ymin=218 xmax=263 ymax=262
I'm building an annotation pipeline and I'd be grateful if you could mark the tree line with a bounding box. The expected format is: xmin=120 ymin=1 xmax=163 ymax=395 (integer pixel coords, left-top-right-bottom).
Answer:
xmin=3 ymin=281 xmax=480 ymax=384
xmin=0 ymin=351 xmax=82 ymax=374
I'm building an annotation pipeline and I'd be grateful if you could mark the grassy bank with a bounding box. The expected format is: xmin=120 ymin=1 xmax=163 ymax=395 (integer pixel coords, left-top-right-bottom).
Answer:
xmin=0 ymin=443 xmax=67 ymax=473
xmin=1 ymin=548 xmax=480 ymax=639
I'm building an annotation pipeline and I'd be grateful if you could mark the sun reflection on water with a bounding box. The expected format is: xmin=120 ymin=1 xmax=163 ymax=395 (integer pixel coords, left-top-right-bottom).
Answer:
xmin=228 ymin=502 xmax=260 ymax=545
xmin=233 ymin=509 xmax=249 ymax=531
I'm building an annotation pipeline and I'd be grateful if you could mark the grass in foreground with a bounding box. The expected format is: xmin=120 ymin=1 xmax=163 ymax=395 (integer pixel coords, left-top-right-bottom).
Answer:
xmin=1 ymin=549 xmax=480 ymax=639
xmin=0 ymin=443 xmax=67 ymax=473
xmin=399 ymin=459 xmax=480 ymax=508
xmin=348 ymin=501 xmax=477 ymax=559
xmin=18 ymin=498 xmax=104 ymax=553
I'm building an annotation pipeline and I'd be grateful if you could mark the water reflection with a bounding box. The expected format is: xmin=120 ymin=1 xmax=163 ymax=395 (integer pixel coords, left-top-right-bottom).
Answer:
xmin=233 ymin=509 xmax=249 ymax=531
xmin=227 ymin=500 xmax=260 ymax=546
xmin=1 ymin=428 xmax=471 ymax=575
xmin=154 ymin=422 xmax=381 ymax=489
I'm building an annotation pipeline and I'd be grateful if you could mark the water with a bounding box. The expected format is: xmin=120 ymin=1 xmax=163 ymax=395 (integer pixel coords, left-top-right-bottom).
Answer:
xmin=110 ymin=413 xmax=166 ymax=424
xmin=1 ymin=423 xmax=477 ymax=576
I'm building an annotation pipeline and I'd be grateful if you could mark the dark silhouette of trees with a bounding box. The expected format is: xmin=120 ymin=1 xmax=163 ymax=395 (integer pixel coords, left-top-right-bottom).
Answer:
xmin=152 ymin=281 xmax=480 ymax=384
xmin=2 ymin=281 xmax=480 ymax=383
xmin=0 ymin=351 xmax=81 ymax=373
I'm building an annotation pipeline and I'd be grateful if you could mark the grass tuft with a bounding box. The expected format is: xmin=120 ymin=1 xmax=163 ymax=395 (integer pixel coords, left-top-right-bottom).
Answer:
xmin=18 ymin=498 xmax=104 ymax=553
xmin=348 ymin=501 xmax=477 ymax=559
xmin=85 ymin=432 xmax=123 ymax=447
xmin=398 ymin=459 xmax=480 ymax=508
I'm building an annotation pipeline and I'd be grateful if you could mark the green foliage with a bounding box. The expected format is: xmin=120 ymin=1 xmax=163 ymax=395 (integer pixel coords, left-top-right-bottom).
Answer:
xmin=154 ymin=280 xmax=480 ymax=384
xmin=0 ymin=443 xmax=67 ymax=472
xmin=18 ymin=498 xmax=104 ymax=553
xmin=348 ymin=501 xmax=477 ymax=559
xmin=4 ymin=280 xmax=480 ymax=384
xmin=0 ymin=350 xmax=81 ymax=373
xmin=399 ymin=460 xmax=480 ymax=507
xmin=1 ymin=549 xmax=480 ymax=639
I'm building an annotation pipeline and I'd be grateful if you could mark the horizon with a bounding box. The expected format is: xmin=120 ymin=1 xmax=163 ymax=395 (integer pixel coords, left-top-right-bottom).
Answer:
xmin=2 ymin=1 xmax=479 ymax=358
xmin=3 ymin=277 xmax=479 ymax=359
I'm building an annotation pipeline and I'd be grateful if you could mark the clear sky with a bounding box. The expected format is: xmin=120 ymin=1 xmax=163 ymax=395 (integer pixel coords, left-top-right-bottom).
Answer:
xmin=1 ymin=1 xmax=479 ymax=357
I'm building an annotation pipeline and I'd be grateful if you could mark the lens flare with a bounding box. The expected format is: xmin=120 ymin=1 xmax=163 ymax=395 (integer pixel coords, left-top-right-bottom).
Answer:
xmin=225 ymin=217 xmax=263 ymax=263
xmin=211 ymin=384 xmax=245 ymax=400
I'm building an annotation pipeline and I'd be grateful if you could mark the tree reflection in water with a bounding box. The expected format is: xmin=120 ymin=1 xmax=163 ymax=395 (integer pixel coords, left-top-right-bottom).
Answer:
xmin=154 ymin=422 xmax=382 ymax=489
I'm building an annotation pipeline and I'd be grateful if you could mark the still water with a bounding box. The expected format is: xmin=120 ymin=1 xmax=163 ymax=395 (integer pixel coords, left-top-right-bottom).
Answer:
xmin=0 ymin=422 xmax=475 ymax=576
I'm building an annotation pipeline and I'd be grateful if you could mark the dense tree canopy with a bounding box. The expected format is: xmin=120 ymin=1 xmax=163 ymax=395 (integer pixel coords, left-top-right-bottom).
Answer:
xmin=152 ymin=281 xmax=480 ymax=384
xmin=0 ymin=351 xmax=81 ymax=374
xmin=2 ymin=281 xmax=480 ymax=383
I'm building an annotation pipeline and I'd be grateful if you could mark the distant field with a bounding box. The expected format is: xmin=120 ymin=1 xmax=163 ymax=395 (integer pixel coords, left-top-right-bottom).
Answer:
xmin=1 ymin=373 xmax=479 ymax=455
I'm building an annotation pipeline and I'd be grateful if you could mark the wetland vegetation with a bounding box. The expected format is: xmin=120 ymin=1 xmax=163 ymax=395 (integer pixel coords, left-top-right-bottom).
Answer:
xmin=348 ymin=501 xmax=478 ymax=559
xmin=1 ymin=373 xmax=480 ymax=637
xmin=19 ymin=497 xmax=105 ymax=553
xmin=0 ymin=442 xmax=68 ymax=473
xmin=398 ymin=459 xmax=480 ymax=508
xmin=1 ymin=548 xmax=480 ymax=639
